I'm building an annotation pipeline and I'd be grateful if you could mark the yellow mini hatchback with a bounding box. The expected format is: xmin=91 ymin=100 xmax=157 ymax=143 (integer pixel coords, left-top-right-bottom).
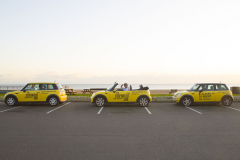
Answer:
xmin=174 ymin=83 xmax=234 ymax=106
xmin=4 ymin=82 xmax=67 ymax=106
xmin=91 ymin=83 xmax=152 ymax=107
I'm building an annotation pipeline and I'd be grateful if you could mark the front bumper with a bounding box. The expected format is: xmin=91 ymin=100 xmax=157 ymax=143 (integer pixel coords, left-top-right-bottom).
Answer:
xmin=91 ymin=97 xmax=94 ymax=103
xmin=173 ymin=96 xmax=180 ymax=102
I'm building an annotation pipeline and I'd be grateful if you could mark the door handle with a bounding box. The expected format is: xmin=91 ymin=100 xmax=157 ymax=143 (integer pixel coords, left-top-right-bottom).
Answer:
xmin=105 ymin=93 xmax=108 ymax=94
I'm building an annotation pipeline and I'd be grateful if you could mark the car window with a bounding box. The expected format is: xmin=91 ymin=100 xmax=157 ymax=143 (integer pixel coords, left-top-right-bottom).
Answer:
xmin=39 ymin=84 xmax=57 ymax=90
xmin=215 ymin=84 xmax=228 ymax=90
xmin=198 ymin=84 xmax=214 ymax=91
xmin=48 ymin=84 xmax=55 ymax=90
xmin=207 ymin=85 xmax=214 ymax=91
xmin=24 ymin=84 xmax=40 ymax=91
xmin=40 ymin=84 xmax=47 ymax=90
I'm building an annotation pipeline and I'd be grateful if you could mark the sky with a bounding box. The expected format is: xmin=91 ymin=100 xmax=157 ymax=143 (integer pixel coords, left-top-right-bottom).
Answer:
xmin=0 ymin=0 xmax=240 ymax=84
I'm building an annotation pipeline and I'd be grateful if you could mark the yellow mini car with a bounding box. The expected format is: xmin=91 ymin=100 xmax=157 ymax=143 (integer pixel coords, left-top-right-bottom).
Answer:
xmin=173 ymin=83 xmax=234 ymax=106
xmin=91 ymin=83 xmax=152 ymax=107
xmin=4 ymin=82 xmax=67 ymax=106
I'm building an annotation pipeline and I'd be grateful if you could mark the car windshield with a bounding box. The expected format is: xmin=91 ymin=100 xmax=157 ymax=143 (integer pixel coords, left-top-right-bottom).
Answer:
xmin=107 ymin=83 xmax=117 ymax=91
xmin=189 ymin=84 xmax=200 ymax=91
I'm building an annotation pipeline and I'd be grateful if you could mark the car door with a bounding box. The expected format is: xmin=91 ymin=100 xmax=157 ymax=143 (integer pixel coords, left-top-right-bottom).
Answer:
xmin=196 ymin=84 xmax=216 ymax=102
xmin=19 ymin=84 xmax=41 ymax=102
xmin=40 ymin=84 xmax=49 ymax=101
xmin=109 ymin=91 xmax=131 ymax=102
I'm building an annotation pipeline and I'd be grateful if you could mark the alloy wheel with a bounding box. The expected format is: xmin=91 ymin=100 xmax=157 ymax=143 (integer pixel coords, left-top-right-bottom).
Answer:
xmin=7 ymin=97 xmax=15 ymax=106
xmin=139 ymin=98 xmax=148 ymax=107
xmin=96 ymin=98 xmax=104 ymax=107
xmin=49 ymin=97 xmax=58 ymax=106
xmin=182 ymin=97 xmax=191 ymax=106
xmin=223 ymin=97 xmax=232 ymax=106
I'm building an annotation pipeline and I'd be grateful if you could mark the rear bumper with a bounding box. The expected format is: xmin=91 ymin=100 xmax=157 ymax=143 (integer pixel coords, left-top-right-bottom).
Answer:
xmin=59 ymin=95 xmax=67 ymax=102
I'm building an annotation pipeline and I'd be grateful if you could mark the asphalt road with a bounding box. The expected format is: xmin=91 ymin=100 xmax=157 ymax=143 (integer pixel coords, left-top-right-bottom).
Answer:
xmin=0 ymin=101 xmax=240 ymax=160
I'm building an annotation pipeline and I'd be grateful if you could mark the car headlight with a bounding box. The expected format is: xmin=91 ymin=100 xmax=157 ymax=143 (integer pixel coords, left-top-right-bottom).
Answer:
xmin=177 ymin=93 xmax=182 ymax=97
xmin=91 ymin=93 xmax=95 ymax=97
xmin=174 ymin=93 xmax=182 ymax=97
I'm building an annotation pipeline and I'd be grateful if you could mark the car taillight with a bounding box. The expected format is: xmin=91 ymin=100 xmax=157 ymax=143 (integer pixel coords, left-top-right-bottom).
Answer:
xmin=58 ymin=91 xmax=61 ymax=95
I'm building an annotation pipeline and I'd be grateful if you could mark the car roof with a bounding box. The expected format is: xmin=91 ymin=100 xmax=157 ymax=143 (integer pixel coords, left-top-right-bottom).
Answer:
xmin=195 ymin=83 xmax=226 ymax=85
xmin=28 ymin=82 xmax=59 ymax=84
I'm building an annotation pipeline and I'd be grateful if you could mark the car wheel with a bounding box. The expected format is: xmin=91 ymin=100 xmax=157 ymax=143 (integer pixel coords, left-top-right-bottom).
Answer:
xmin=6 ymin=96 xmax=17 ymax=106
xmin=48 ymin=97 xmax=59 ymax=106
xmin=181 ymin=96 xmax=192 ymax=106
xmin=222 ymin=97 xmax=232 ymax=106
xmin=95 ymin=97 xmax=105 ymax=107
xmin=139 ymin=97 xmax=149 ymax=107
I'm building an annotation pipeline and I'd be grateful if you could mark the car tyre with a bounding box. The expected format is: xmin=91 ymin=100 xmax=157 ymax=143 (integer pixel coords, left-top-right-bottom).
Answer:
xmin=6 ymin=96 xmax=17 ymax=106
xmin=222 ymin=97 xmax=232 ymax=106
xmin=95 ymin=97 xmax=105 ymax=107
xmin=48 ymin=97 xmax=59 ymax=106
xmin=181 ymin=96 xmax=192 ymax=106
xmin=139 ymin=97 xmax=149 ymax=107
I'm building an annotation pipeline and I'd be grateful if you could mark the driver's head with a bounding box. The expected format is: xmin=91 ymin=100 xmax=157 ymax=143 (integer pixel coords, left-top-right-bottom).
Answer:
xmin=124 ymin=83 xmax=128 ymax=88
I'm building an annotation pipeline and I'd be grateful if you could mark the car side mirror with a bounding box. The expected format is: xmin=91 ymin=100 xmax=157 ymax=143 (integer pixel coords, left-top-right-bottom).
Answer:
xmin=113 ymin=89 xmax=116 ymax=93
xmin=23 ymin=89 xmax=26 ymax=92
xmin=199 ymin=89 xmax=203 ymax=93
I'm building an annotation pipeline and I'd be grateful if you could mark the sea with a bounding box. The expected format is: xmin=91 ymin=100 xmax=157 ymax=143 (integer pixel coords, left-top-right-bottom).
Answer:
xmin=0 ymin=84 xmax=239 ymax=90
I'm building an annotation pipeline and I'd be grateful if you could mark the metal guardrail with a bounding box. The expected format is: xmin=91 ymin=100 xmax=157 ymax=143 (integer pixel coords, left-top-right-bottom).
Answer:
xmin=0 ymin=86 xmax=23 ymax=91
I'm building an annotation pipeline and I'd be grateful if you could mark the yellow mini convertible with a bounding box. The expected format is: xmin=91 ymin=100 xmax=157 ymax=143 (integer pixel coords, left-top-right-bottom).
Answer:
xmin=91 ymin=83 xmax=152 ymax=107
xmin=4 ymin=82 xmax=67 ymax=106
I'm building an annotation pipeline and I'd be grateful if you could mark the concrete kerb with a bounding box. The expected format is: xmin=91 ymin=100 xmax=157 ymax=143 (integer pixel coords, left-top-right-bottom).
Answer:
xmin=67 ymin=96 xmax=91 ymax=102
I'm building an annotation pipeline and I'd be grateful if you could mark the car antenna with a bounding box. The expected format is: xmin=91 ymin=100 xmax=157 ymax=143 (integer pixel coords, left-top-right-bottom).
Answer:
xmin=115 ymin=77 xmax=121 ymax=83
xmin=54 ymin=76 xmax=57 ymax=83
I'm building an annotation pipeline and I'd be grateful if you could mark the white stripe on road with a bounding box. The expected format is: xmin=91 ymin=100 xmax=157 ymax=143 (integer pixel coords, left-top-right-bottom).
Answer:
xmin=226 ymin=107 xmax=240 ymax=112
xmin=97 ymin=107 xmax=104 ymax=114
xmin=145 ymin=107 xmax=152 ymax=114
xmin=46 ymin=102 xmax=71 ymax=114
xmin=185 ymin=106 xmax=202 ymax=114
xmin=0 ymin=106 xmax=22 ymax=113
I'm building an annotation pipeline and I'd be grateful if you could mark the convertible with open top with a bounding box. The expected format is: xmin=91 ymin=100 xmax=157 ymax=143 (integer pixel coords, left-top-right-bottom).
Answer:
xmin=91 ymin=83 xmax=152 ymax=107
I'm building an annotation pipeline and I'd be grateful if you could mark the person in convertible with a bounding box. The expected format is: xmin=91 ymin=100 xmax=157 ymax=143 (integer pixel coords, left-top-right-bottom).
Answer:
xmin=121 ymin=83 xmax=130 ymax=91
